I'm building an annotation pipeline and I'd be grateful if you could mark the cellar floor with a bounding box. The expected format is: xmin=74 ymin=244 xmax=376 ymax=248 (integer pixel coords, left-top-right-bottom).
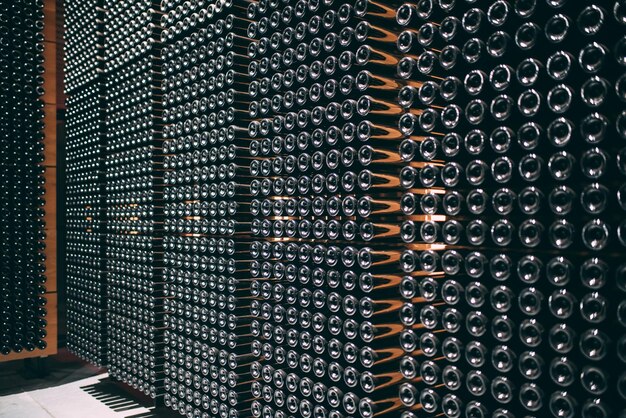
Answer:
xmin=0 ymin=350 xmax=173 ymax=418
xmin=0 ymin=372 xmax=159 ymax=418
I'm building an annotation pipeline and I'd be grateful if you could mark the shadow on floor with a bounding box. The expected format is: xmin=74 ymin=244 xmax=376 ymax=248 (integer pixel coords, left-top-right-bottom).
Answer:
xmin=0 ymin=348 xmax=104 ymax=397
xmin=80 ymin=377 xmax=179 ymax=418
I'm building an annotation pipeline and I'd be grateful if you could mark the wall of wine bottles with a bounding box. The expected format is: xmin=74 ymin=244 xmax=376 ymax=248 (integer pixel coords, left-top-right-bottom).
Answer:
xmin=63 ymin=0 xmax=626 ymax=416
xmin=103 ymin=0 xmax=165 ymax=397
xmin=64 ymin=0 xmax=107 ymax=365
xmin=392 ymin=2 xmax=626 ymax=417
xmin=160 ymin=0 xmax=255 ymax=414
xmin=0 ymin=0 xmax=58 ymax=361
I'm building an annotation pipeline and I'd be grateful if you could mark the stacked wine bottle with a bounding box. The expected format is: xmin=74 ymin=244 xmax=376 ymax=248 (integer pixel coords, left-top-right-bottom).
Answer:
xmin=160 ymin=0 xmax=256 ymax=414
xmin=394 ymin=1 xmax=626 ymax=417
xmin=64 ymin=0 xmax=107 ymax=366
xmin=245 ymin=0 xmax=430 ymax=416
xmin=0 ymin=0 xmax=48 ymax=356
xmin=61 ymin=0 xmax=626 ymax=416
xmin=103 ymin=0 xmax=165 ymax=397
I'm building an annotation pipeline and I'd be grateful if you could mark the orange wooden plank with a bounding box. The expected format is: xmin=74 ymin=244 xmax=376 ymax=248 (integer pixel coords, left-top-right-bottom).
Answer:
xmin=43 ymin=104 xmax=57 ymax=167
xmin=44 ymin=229 xmax=57 ymax=292
xmin=44 ymin=167 xmax=57 ymax=231
xmin=42 ymin=42 xmax=57 ymax=105
xmin=43 ymin=0 xmax=56 ymax=43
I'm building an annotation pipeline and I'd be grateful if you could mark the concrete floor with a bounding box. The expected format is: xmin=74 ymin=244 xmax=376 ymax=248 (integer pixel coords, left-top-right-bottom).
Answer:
xmin=0 ymin=349 xmax=172 ymax=418
xmin=0 ymin=373 xmax=156 ymax=418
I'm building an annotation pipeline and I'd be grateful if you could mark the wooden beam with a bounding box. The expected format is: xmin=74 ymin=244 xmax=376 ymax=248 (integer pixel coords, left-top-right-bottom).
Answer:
xmin=44 ymin=230 xmax=57 ymax=293
xmin=44 ymin=167 xmax=57 ymax=231
xmin=42 ymin=42 xmax=57 ymax=106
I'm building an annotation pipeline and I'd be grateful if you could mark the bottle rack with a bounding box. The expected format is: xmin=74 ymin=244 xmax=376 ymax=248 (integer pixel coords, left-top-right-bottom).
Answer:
xmin=63 ymin=0 xmax=626 ymax=416
xmin=160 ymin=0 xmax=256 ymax=414
xmin=0 ymin=0 xmax=58 ymax=363
xmin=64 ymin=0 xmax=107 ymax=366
xmin=103 ymin=0 xmax=165 ymax=399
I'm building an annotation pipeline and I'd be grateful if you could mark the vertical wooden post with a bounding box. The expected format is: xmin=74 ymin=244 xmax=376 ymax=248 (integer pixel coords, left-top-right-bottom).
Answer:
xmin=41 ymin=0 xmax=59 ymax=358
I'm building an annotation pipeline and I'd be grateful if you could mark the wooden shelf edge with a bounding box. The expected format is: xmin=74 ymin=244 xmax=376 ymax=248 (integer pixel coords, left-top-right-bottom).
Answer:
xmin=0 ymin=346 xmax=58 ymax=362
